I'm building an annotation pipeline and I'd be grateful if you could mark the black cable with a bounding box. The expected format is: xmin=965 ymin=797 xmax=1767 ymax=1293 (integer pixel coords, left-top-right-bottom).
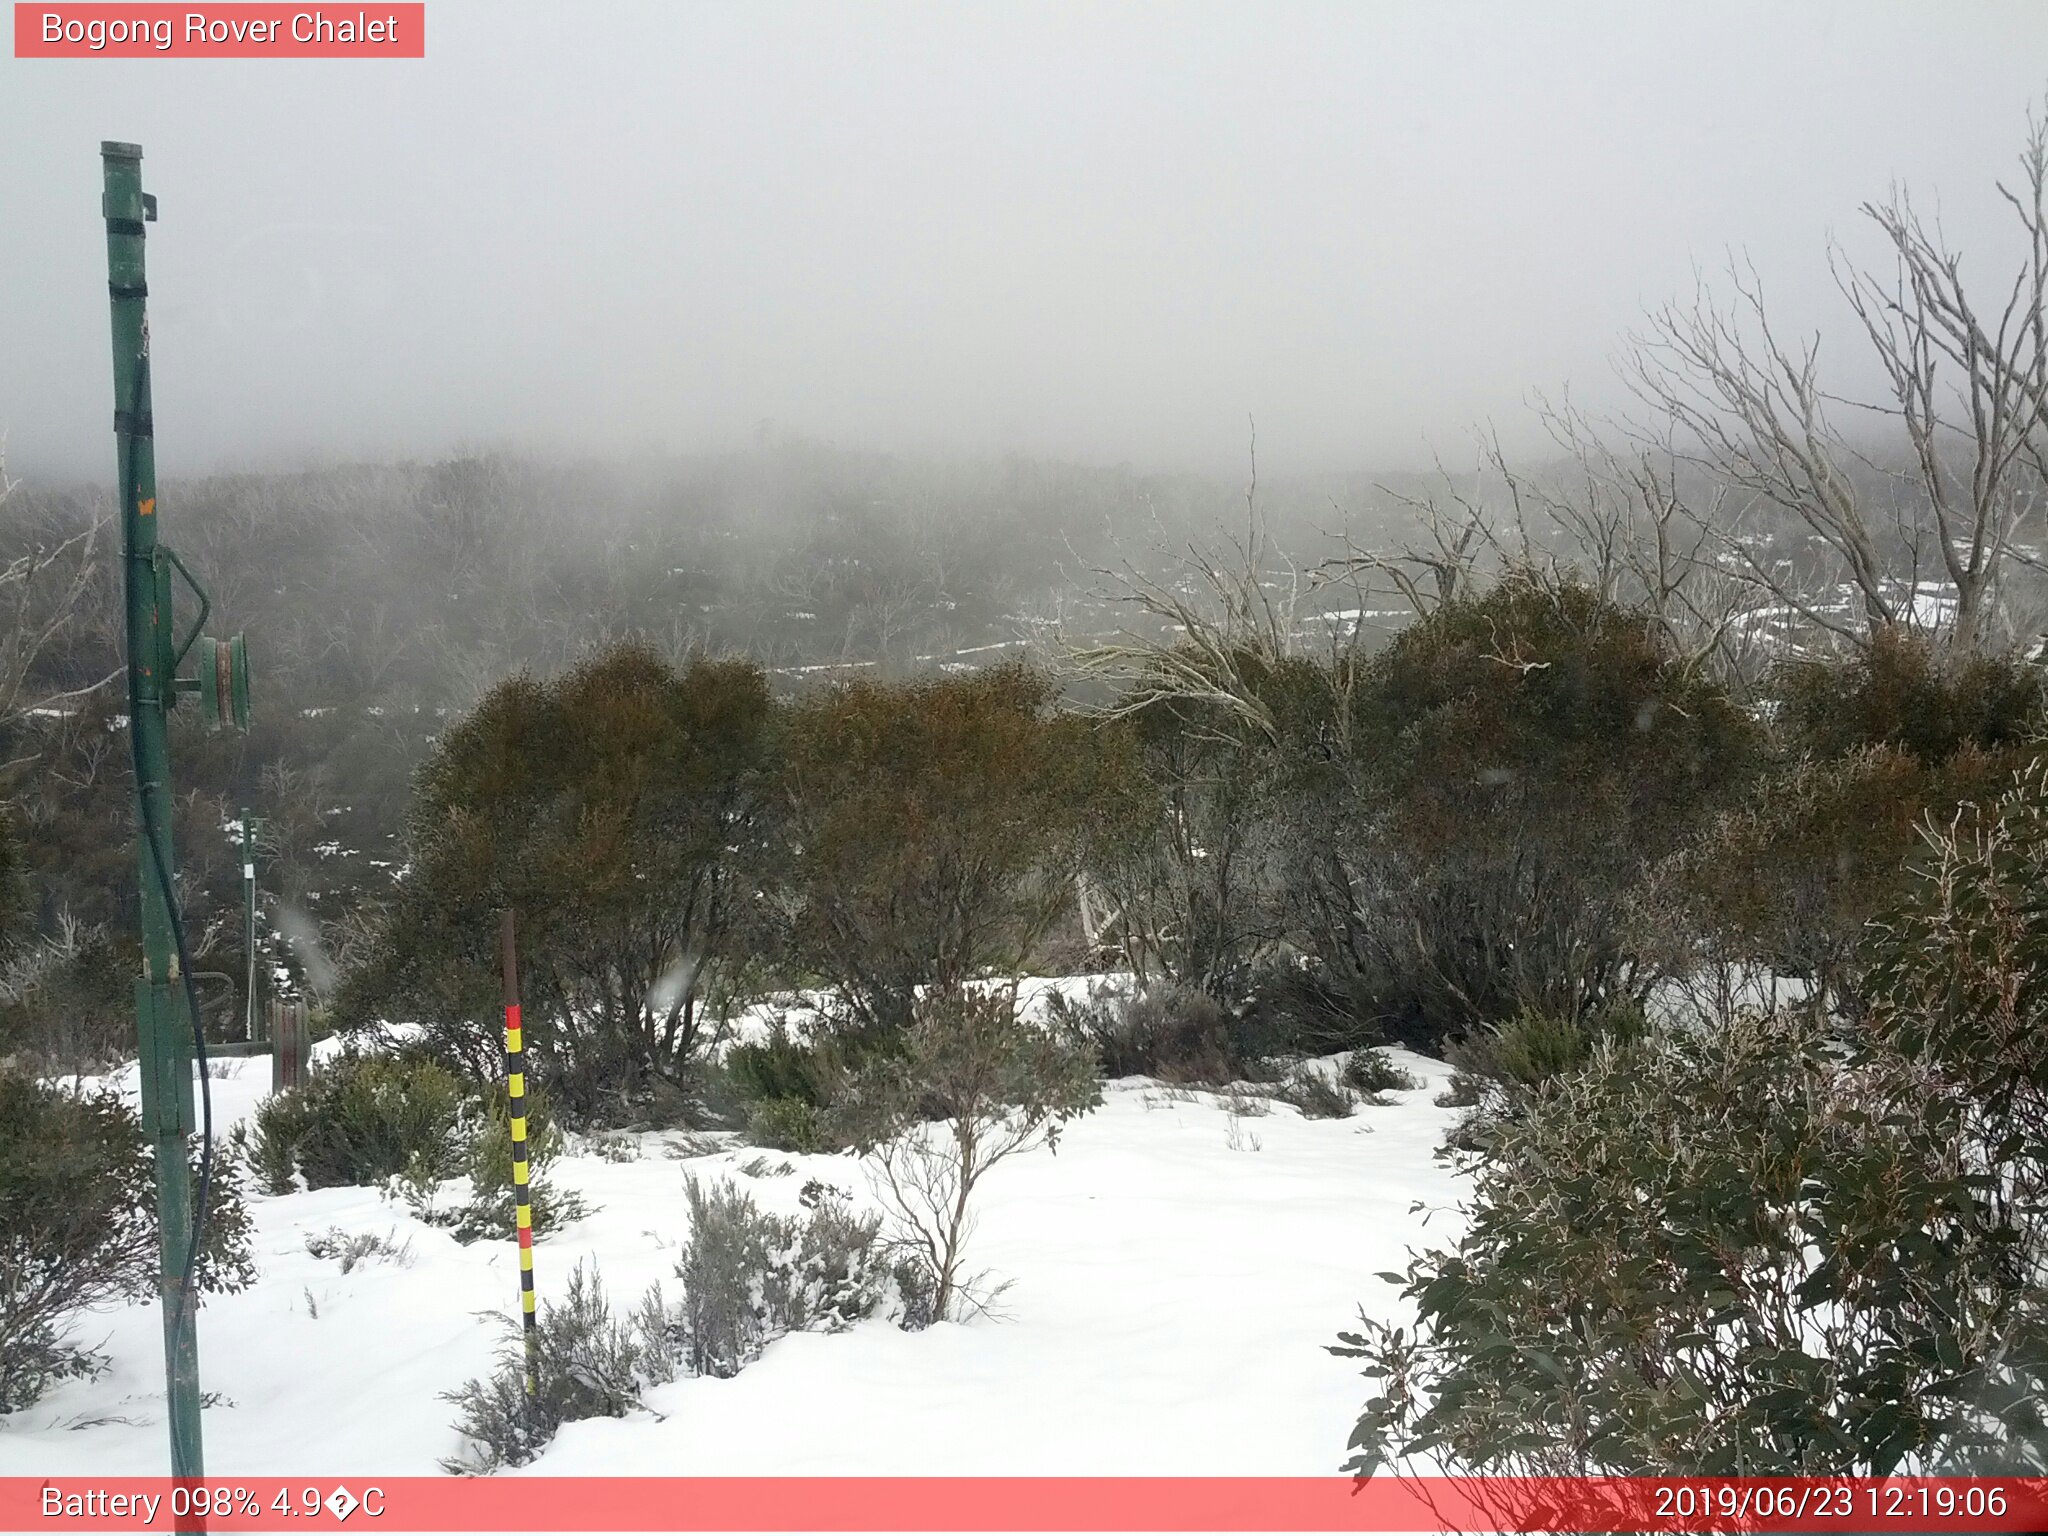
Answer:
xmin=121 ymin=351 xmax=216 ymax=1324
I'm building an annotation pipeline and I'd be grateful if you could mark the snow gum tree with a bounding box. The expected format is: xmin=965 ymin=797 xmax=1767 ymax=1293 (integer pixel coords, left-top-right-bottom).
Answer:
xmin=773 ymin=663 xmax=1132 ymax=1036
xmin=337 ymin=641 xmax=777 ymax=1124
xmin=1312 ymin=572 xmax=1757 ymax=1052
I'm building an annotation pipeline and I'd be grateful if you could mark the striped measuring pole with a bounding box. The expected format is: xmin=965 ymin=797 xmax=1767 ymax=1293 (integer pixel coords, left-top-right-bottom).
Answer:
xmin=499 ymin=909 xmax=539 ymax=1396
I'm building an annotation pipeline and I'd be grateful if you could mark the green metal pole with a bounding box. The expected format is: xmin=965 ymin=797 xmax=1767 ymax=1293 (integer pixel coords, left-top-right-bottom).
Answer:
xmin=103 ymin=139 xmax=206 ymax=1492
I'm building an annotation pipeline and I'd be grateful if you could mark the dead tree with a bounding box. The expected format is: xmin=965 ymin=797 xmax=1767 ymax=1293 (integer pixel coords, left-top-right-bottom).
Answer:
xmin=1627 ymin=109 xmax=2048 ymax=655
xmin=0 ymin=448 xmax=119 ymax=764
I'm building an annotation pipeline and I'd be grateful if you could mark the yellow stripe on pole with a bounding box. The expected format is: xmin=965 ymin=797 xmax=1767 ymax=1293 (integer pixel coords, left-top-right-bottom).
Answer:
xmin=515 ymin=1202 xmax=532 ymax=1229
xmin=509 ymin=1116 xmax=527 ymax=1142
xmin=508 ymin=1071 xmax=524 ymax=1098
xmin=521 ymin=1289 xmax=537 ymax=1313
xmin=512 ymin=1159 xmax=529 ymax=1184
xmin=505 ymin=1027 xmax=522 ymax=1054
xmin=520 ymin=1247 xmax=534 ymax=1271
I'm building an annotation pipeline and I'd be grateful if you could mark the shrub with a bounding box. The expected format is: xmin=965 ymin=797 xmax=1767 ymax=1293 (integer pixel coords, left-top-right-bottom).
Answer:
xmin=303 ymin=1227 xmax=415 ymax=1272
xmin=721 ymin=1015 xmax=866 ymax=1152
xmin=249 ymin=1047 xmax=469 ymax=1193
xmin=1046 ymin=981 xmax=1241 ymax=1084
xmin=231 ymin=1113 xmax=297 ymax=1198
xmin=744 ymin=1096 xmax=834 ymax=1154
xmin=1081 ymin=700 xmax=1286 ymax=1002
xmin=1334 ymin=1007 xmax=2046 ymax=1478
xmin=0 ymin=920 xmax=131 ymax=1076
xmin=1449 ymin=1009 xmax=1584 ymax=1089
xmin=1432 ymin=1072 xmax=1484 ymax=1109
xmin=723 ymin=1019 xmax=845 ymax=1108
xmin=1273 ymin=1064 xmax=1356 ymax=1120
xmin=442 ymin=1262 xmax=674 ymax=1473
xmin=1449 ymin=1000 xmax=1646 ymax=1091
xmin=0 ymin=1071 xmax=255 ymax=1412
xmin=1341 ymin=1048 xmax=1419 ymax=1096
xmin=1683 ymin=744 xmax=2012 ymax=1006
xmin=1297 ymin=574 xmax=1756 ymax=1055
xmin=0 ymin=804 xmax=23 ymax=954
xmin=1775 ymin=629 xmax=2044 ymax=764
xmin=848 ymin=986 xmax=1100 ymax=1319
xmin=434 ymin=1085 xmax=590 ymax=1243
xmin=674 ymin=1174 xmax=893 ymax=1378
xmin=1235 ymin=961 xmax=1365 ymax=1057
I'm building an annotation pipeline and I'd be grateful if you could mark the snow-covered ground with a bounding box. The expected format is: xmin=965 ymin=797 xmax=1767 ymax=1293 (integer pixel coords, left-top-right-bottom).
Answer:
xmin=0 ymin=1023 xmax=1464 ymax=1478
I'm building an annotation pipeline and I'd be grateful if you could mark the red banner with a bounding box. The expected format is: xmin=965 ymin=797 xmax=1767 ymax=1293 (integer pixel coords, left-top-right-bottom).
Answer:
xmin=6 ymin=1477 xmax=2048 ymax=1532
xmin=13 ymin=4 xmax=424 ymax=58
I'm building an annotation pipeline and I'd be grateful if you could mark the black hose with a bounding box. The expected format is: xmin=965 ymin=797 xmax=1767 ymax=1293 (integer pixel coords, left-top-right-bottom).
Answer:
xmin=122 ymin=352 xmax=216 ymax=1321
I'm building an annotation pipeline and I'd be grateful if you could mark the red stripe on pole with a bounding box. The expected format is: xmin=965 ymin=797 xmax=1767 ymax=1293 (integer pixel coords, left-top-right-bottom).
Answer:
xmin=517 ymin=1225 xmax=532 ymax=1249
xmin=7 ymin=1478 xmax=2048 ymax=1532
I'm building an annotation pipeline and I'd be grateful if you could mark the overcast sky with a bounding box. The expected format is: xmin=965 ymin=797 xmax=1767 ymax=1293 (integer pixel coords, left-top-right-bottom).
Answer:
xmin=3 ymin=0 xmax=2045 ymax=481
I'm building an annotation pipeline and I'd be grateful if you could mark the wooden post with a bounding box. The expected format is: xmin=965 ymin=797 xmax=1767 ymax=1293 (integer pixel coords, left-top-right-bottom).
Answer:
xmin=269 ymin=998 xmax=310 ymax=1094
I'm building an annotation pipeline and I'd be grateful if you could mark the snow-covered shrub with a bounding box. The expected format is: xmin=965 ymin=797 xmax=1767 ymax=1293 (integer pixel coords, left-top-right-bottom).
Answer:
xmin=1273 ymin=1063 xmax=1355 ymax=1119
xmin=442 ymin=1262 xmax=674 ymax=1473
xmin=1340 ymin=1048 xmax=1418 ymax=1097
xmin=674 ymin=1174 xmax=891 ymax=1377
xmin=850 ymin=986 xmax=1100 ymax=1320
xmin=249 ymin=1047 xmax=468 ymax=1193
xmin=433 ymin=1085 xmax=589 ymax=1243
xmin=0 ymin=1071 xmax=254 ymax=1412
xmin=303 ymin=1226 xmax=414 ymax=1272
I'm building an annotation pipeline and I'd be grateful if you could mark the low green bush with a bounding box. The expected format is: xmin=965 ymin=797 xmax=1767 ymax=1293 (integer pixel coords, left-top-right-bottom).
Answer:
xmin=1449 ymin=1000 xmax=1647 ymax=1091
xmin=1336 ymin=1006 xmax=2048 ymax=1478
xmin=723 ymin=1018 xmax=846 ymax=1109
xmin=1342 ymin=1048 xmax=1419 ymax=1096
xmin=249 ymin=1047 xmax=469 ymax=1193
xmin=744 ymin=1096 xmax=834 ymax=1154
xmin=0 ymin=1070 xmax=254 ymax=1411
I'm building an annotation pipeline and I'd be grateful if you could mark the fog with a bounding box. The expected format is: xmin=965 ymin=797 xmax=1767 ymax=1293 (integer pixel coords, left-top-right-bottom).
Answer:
xmin=3 ymin=0 xmax=2046 ymax=480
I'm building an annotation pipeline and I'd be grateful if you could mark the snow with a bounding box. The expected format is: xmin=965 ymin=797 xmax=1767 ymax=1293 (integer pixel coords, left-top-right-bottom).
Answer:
xmin=0 ymin=1011 xmax=1464 ymax=1478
